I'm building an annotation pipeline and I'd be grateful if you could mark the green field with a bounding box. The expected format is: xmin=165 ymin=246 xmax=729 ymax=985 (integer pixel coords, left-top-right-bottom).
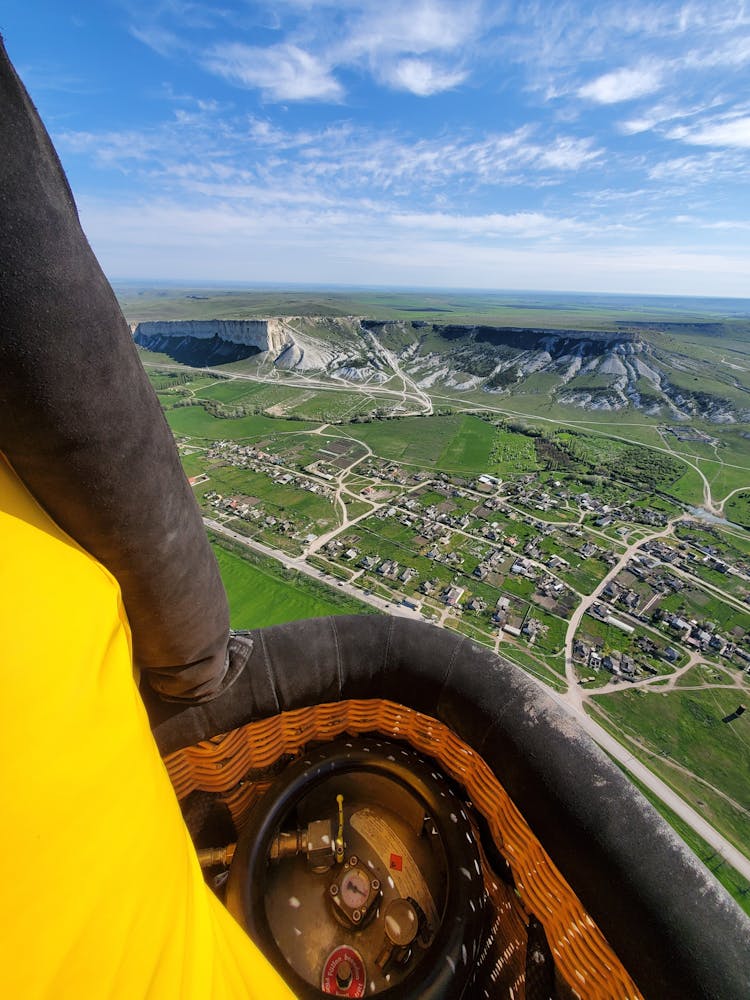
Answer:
xmin=195 ymin=381 xmax=378 ymax=421
xmin=284 ymin=390 xmax=380 ymax=421
xmin=167 ymin=405 xmax=315 ymax=439
xmin=590 ymin=688 xmax=750 ymax=855
xmin=196 ymin=380 xmax=261 ymax=403
xmin=436 ymin=416 xmax=495 ymax=471
xmin=211 ymin=535 xmax=376 ymax=627
xmin=195 ymin=380 xmax=302 ymax=411
xmin=344 ymin=414 xmax=541 ymax=475
xmin=614 ymin=762 xmax=750 ymax=916
xmin=659 ymin=587 xmax=750 ymax=635
xmin=345 ymin=415 xmax=473 ymax=469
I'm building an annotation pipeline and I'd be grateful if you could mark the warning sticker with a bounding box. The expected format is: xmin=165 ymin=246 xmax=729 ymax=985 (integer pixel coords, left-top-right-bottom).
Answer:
xmin=350 ymin=808 xmax=438 ymax=928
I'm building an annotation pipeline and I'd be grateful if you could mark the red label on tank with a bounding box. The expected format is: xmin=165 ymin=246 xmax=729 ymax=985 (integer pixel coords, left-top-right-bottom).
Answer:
xmin=321 ymin=945 xmax=366 ymax=997
xmin=389 ymin=853 xmax=403 ymax=871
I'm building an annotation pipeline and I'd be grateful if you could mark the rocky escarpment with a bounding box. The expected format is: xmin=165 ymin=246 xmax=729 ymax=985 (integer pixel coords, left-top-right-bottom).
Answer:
xmin=133 ymin=315 xmax=748 ymax=421
xmin=377 ymin=320 xmax=745 ymax=422
xmin=133 ymin=318 xmax=351 ymax=371
xmin=133 ymin=319 xmax=292 ymax=366
xmin=402 ymin=324 xmax=649 ymax=407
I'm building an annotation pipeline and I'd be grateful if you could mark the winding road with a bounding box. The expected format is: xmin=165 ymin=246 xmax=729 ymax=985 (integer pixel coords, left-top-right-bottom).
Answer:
xmin=563 ymin=519 xmax=679 ymax=710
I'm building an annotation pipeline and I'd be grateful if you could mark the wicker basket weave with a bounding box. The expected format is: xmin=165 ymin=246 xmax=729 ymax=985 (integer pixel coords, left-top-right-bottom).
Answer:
xmin=164 ymin=698 xmax=643 ymax=1000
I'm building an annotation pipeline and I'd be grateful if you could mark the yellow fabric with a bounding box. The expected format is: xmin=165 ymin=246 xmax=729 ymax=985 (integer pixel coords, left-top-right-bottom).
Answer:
xmin=0 ymin=457 xmax=295 ymax=999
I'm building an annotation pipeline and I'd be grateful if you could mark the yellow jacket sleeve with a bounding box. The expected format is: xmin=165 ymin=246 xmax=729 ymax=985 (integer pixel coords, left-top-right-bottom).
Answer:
xmin=0 ymin=457 xmax=295 ymax=999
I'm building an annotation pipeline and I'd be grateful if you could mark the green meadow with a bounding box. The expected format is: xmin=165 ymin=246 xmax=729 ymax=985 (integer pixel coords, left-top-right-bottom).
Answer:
xmin=211 ymin=536 xmax=375 ymax=627
xmin=167 ymin=405 xmax=315 ymax=439
xmin=614 ymin=762 xmax=750 ymax=917
xmin=590 ymin=688 xmax=750 ymax=855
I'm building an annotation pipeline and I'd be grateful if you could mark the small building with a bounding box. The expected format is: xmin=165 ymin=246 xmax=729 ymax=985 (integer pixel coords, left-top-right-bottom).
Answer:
xmin=442 ymin=586 xmax=465 ymax=607
xmin=605 ymin=615 xmax=634 ymax=635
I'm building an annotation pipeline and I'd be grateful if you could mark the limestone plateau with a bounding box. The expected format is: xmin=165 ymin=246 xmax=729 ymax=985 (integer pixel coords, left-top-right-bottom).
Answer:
xmin=133 ymin=317 xmax=748 ymax=423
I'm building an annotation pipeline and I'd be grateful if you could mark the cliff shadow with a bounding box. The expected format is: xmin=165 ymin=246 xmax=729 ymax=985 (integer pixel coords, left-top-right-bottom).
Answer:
xmin=135 ymin=333 xmax=261 ymax=367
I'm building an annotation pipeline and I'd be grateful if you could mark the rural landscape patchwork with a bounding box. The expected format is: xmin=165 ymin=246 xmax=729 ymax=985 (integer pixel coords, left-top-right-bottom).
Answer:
xmin=124 ymin=285 xmax=750 ymax=912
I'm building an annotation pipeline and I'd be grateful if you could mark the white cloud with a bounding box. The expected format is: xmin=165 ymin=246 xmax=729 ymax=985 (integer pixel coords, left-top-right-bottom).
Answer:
xmin=646 ymin=150 xmax=743 ymax=183
xmin=58 ymin=111 xmax=602 ymax=211
xmin=619 ymin=116 xmax=655 ymax=135
xmin=618 ymin=97 xmax=726 ymax=135
xmin=204 ymin=42 xmax=343 ymax=101
xmin=684 ymin=34 xmax=750 ymax=70
xmin=56 ymin=128 xmax=163 ymax=165
xmin=383 ymin=58 xmax=466 ymax=95
xmin=80 ymin=195 xmax=750 ymax=296
xmin=335 ymin=1 xmax=480 ymax=95
xmin=537 ymin=136 xmax=601 ymax=169
xmin=192 ymin=1 xmax=482 ymax=101
xmin=389 ymin=210 xmax=591 ymax=238
xmin=579 ymin=64 xmax=662 ymax=104
xmin=673 ymin=216 xmax=750 ymax=231
xmin=669 ymin=115 xmax=750 ymax=148
xmin=129 ymin=24 xmax=186 ymax=57
xmin=343 ymin=0 xmax=480 ymax=59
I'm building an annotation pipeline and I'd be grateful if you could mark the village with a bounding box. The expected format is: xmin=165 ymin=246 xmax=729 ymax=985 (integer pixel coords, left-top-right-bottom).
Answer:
xmin=189 ymin=433 xmax=750 ymax=693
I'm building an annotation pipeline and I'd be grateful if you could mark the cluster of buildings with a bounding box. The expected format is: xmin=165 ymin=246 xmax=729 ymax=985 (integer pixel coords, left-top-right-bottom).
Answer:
xmin=203 ymin=490 xmax=301 ymax=538
xmin=500 ymin=476 xmax=669 ymax=529
xmin=206 ymin=441 xmax=335 ymax=501
xmin=656 ymin=610 xmax=745 ymax=661
xmin=574 ymin=639 xmax=637 ymax=679
xmin=201 ymin=436 xmax=749 ymax=682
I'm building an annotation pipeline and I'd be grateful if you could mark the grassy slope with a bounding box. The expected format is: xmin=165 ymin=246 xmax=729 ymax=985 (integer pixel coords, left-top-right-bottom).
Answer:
xmin=726 ymin=491 xmax=750 ymax=528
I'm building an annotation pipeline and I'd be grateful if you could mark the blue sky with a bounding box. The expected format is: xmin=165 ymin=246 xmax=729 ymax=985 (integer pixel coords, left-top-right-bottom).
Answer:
xmin=4 ymin=1 xmax=750 ymax=295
